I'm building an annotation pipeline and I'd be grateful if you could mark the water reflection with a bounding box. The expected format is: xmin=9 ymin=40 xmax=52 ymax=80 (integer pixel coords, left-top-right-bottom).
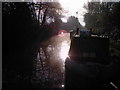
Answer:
xmin=33 ymin=33 xmax=71 ymax=88
xmin=59 ymin=40 xmax=70 ymax=62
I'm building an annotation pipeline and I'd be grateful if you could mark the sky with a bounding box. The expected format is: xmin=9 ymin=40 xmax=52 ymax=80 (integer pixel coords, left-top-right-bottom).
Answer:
xmin=59 ymin=0 xmax=88 ymax=26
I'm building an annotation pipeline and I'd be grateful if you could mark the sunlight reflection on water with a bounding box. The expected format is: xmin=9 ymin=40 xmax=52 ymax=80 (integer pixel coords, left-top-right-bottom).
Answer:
xmin=59 ymin=40 xmax=70 ymax=63
xmin=44 ymin=33 xmax=71 ymax=70
xmin=34 ymin=33 xmax=71 ymax=87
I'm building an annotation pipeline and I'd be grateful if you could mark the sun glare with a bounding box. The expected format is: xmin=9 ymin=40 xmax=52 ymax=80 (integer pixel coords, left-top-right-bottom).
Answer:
xmin=59 ymin=41 xmax=70 ymax=62
xmin=59 ymin=0 xmax=88 ymax=26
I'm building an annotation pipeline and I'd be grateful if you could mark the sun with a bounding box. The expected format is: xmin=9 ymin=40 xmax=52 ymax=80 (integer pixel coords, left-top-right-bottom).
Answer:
xmin=59 ymin=0 xmax=88 ymax=26
xmin=59 ymin=0 xmax=86 ymax=13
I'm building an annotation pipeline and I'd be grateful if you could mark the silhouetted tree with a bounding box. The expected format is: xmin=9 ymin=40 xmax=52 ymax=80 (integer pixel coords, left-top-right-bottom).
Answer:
xmin=2 ymin=2 xmax=63 ymax=88
xmin=60 ymin=16 xmax=83 ymax=32
xmin=84 ymin=1 xmax=120 ymax=39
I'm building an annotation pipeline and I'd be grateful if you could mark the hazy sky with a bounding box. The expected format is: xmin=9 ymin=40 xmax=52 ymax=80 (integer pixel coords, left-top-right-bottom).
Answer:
xmin=59 ymin=0 xmax=88 ymax=26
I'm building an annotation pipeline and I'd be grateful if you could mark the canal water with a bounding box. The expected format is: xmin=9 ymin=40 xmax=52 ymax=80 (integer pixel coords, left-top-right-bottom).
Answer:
xmin=32 ymin=33 xmax=71 ymax=88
